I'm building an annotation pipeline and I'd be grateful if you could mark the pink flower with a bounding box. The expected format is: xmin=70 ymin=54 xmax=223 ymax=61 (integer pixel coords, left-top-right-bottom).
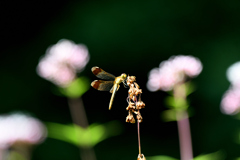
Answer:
xmin=0 ymin=113 xmax=47 ymax=149
xmin=221 ymin=87 xmax=240 ymax=115
xmin=226 ymin=61 xmax=240 ymax=88
xmin=37 ymin=39 xmax=90 ymax=87
xmin=147 ymin=55 xmax=202 ymax=91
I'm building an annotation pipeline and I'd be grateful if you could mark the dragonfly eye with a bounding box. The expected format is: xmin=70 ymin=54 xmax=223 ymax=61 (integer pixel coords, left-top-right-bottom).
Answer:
xmin=121 ymin=73 xmax=127 ymax=79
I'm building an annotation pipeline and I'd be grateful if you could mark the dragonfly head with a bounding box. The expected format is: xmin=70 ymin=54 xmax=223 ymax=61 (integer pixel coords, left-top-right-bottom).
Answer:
xmin=121 ymin=73 xmax=127 ymax=80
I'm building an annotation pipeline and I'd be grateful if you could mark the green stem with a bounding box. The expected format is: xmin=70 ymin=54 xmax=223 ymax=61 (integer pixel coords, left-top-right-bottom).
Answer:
xmin=174 ymin=84 xmax=193 ymax=160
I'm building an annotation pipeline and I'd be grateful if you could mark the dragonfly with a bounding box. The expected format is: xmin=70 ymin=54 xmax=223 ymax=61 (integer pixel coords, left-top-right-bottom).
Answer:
xmin=91 ymin=66 xmax=128 ymax=110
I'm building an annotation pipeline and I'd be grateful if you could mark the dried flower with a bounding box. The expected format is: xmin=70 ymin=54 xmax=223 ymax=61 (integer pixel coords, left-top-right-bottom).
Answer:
xmin=126 ymin=112 xmax=135 ymax=123
xmin=125 ymin=76 xmax=146 ymax=158
xmin=226 ymin=61 xmax=240 ymax=88
xmin=136 ymin=114 xmax=143 ymax=123
xmin=147 ymin=55 xmax=202 ymax=91
xmin=221 ymin=87 xmax=240 ymax=115
xmin=0 ymin=113 xmax=47 ymax=149
xmin=127 ymin=76 xmax=136 ymax=86
xmin=136 ymin=101 xmax=145 ymax=110
xmin=37 ymin=39 xmax=89 ymax=87
xmin=126 ymin=102 xmax=136 ymax=110
xmin=137 ymin=154 xmax=146 ymax=160
xmin=125 ymin=76 xmax=145 ymax=123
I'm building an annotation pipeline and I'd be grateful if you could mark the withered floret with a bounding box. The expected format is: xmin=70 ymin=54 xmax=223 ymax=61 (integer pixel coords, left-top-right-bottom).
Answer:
xmin=137 ymin=114 xmax=143 ymax=123
xmin=136 ymin=101 xmax=145 ymax=109
xmin=126 ymin=112 xmax=135 ymax=124
xmin=125 ymin=75 xmax=145 ymax=124
xmin=126 ymin=102 xmax=136 ymax=110
xmin=137 ymin=154 xmax=146 ymax=160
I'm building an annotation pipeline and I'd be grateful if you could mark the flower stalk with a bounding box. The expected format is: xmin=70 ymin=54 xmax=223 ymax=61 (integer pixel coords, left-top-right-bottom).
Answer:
xmin=174 ymin=84 xmax=193 ymax=160
xmin=147 ymin=55 xmax=202 ymax=160
xmin=125 ymin=76 xmax=146 ymax=160
xmin=37 ymin=39 xmax=94 ymax=160
xmin=68 ymin=97 xmax=96 ymax=160
xmin=137 ymin=120 xmax=141 ymax=155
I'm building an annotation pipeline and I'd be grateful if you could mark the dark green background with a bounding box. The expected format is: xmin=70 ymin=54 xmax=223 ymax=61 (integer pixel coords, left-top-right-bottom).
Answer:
xmin=1 ymin=0 xmax=240 ymax=159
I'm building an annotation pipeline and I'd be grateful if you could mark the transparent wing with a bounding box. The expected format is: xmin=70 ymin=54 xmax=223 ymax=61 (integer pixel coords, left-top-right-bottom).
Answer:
xmin=91 ymin=66 xmax=116 ymax=80
xmin=91 ymin=80 xmax=114 ymax=91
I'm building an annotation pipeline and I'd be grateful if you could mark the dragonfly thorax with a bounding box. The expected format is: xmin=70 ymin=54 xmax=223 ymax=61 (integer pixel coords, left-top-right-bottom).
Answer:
xmin=115 ymin=73 xmax=127 ymax=84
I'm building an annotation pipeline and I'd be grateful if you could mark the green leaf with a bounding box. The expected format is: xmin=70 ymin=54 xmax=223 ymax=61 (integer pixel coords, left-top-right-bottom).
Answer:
xmin=88 ymin=121 xmax=123 ymax=146
xmin=194 ymin=151 xmax=225 ymax=160
xmin=174 ymin=97 xmax=188 ymax=109
xmin=185 ymin=82 xmax=196 ymax=96
xmin=46 ymin=121 xmax=123 ymax=147
xmin=165 ymin=96 xmax=176 ymax=108
xmin=87 ymin=124 xmax=106 ymax=146
xmin=165 ymin=95 xmax=188 ymax=110
xmin=147 ymin=155 xmax=178 ymax=160
xmin=161 ymin=109 xmax=177 ymax=122
xmin=59 ymin=76 xmax=90 ymax=98
xmin=147 ymin=151 xmax=225 ymax=160
xmin=46 ymin=122 xmax=80 ymax=146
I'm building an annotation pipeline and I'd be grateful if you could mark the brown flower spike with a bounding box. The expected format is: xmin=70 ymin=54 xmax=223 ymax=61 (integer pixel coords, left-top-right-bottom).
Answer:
xmin=125 ymin=76 xmax=146 ymax=160
xmin=126 ymin=76 xmax=145 ymax=124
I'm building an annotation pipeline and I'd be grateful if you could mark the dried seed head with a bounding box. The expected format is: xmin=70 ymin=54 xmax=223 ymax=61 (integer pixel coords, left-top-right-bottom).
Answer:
xmin=130 ymin=118 xmax=136 ymax=123
xmin=129 ymin=87 xmax=135 ymax=94
xmin=129 ymin=84 xmax=135 ymax=89
xmin=137 ymin=154 xmax=146 ymax=160
xmin=127 ymin=80 xmax=135 ymax=86
xmin=127 ymin=76 xmax=136 ymax=84
xmin=137 ymin=114 xmax=143 ymax=123
xmin=136 ymin=101 xmax=145 ymax=109
xmin=126 ymin=102 xmax=136 ymax=110
xmin=134 ymin=88 xmax=142 ymax=95
xmin=125 ymin=75 xmax=145 ymax=124
xmin=132 ymin=96 xmax=137 ymax=101
xmin=126 ymin=111 xmax=136 ymax=123
xmin=134 ymin=82 xmax=140 ymax=89
xmin=128 ymin=93 xmax=134 ymax=100
xmin=130 ymin=102 xmax=135 ymax=107
xmin=130 ymin=76 xmax=136 ymax=82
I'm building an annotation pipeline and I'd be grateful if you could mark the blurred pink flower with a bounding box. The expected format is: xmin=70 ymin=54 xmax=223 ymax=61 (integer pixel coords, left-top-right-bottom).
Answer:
xmin=147 ymin=55 xmax=202 ymax=91
xmin=226 ymin=61 xmax=240 ymax=88
xmin=0 ymin=113 xmax=47 ymax=149
xmin=221 ymin=87 xmax=240 ymax=115
xmin=37 ymin=39 xmax=89 ymax=87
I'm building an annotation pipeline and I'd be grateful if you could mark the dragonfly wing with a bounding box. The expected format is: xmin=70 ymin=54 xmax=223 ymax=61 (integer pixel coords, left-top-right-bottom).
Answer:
xmin=91 ymin=66 xmax=116 ymax=80
xmin=91 ymin=80 xmax=114 ymax=91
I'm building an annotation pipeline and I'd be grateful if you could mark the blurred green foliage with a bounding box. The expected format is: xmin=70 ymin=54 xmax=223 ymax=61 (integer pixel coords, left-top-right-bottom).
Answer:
xmin=46 ymin=121 xmax=123 ymax=147
xmin=194 ymin=151 xmax=225 ymax=160
xmin=147 ymin=155 xmax=178 ymax=160
xmin=147 ymin=151 xmax=225 ymax=160
xmin=161 ymin=82 xmax=195 ymax=121
xmin=59 ymin=77 xmax=90 ymax=98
